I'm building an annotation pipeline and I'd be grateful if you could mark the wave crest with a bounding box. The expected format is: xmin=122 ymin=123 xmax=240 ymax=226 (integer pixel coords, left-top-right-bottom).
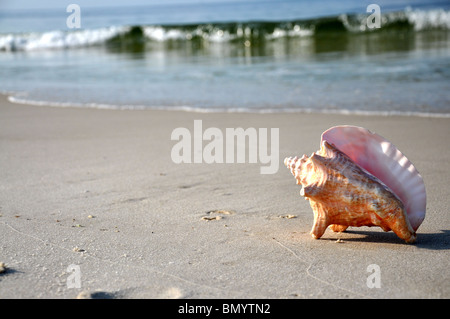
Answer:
xmin=0 ymin=26 xmax=127 ymax=51
xmin=1 ymin=8 xmax=448 ymax=52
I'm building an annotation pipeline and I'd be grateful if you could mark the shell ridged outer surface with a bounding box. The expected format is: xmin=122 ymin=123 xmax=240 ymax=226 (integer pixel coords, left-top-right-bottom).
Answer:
xmin=285 ymin=126 xmax=425 ymax=243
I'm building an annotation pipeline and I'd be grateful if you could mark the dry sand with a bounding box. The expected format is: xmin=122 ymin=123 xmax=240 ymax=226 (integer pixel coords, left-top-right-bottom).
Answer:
xmin=0 ymin=93 xmax=449 ymax=299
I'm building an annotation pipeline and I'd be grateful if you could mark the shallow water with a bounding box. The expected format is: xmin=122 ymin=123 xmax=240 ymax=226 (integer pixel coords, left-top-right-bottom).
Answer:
xmin=1 ymin=0 xmax=449 ymax=116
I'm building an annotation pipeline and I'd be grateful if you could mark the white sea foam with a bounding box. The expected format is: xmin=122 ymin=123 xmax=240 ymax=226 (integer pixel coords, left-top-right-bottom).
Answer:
xmin=143 ymin=25 xmax=239 ymax=42
xmin=266 ymin=25 xmax=314 ymax=39
xmin=142 ymin=26 xmax=187 ymax=42
xmin=340 ymin=7 xmax=450 ymax=33
xmin=0 ymin=26 xmax=127 ymax=51
xmin=7 ymin=95 xmax=450 ymax=118
xmin=405 ymin=7 xmax=450 ymax=30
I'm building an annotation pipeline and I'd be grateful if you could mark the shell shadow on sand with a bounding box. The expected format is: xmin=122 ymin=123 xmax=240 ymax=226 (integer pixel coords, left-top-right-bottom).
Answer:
xmin=323 ymin=229 xmax=450 ymax=249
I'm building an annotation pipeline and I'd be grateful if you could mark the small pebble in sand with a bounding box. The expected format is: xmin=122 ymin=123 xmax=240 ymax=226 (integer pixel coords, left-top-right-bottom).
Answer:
xmin=73 ymin=247 xmax=85 ymax=253
xmin=0 ymin=262 xmax=7 ymax=274
xmin=76 ymin=291 xmax=92 ymax=299
xmin=88 ymin=215 xmax=95 ymax=219
xmin=201 ymin=209 xmax=235 ymax=221
xmin=279 ymin=214 xmax=297 ymax=219
xmin=201 ymin=216 xmax=222 ymax=221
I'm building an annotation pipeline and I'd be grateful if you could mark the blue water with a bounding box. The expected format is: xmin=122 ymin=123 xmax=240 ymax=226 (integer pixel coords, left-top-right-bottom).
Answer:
xmin=1 ymin=0 xmax=450 ymax=115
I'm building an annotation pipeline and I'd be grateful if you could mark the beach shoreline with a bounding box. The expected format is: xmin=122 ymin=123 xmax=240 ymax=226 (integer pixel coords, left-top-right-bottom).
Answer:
xmin=0 ymin=93 xmax=449 ymax=299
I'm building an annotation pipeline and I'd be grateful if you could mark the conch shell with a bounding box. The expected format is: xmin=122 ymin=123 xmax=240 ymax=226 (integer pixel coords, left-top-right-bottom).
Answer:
xmin=284 ymin=125 xmax=426 ymax=243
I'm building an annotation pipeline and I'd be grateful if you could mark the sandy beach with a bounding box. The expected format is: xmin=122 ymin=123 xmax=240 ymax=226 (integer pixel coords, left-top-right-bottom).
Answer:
xmin=0 ymin=93 xmax=449 ymax=299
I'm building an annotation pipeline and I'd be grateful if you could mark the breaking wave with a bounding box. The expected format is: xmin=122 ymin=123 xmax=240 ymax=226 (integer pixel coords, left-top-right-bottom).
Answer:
xmin=1 ymin=7 xmax=449 ymax=52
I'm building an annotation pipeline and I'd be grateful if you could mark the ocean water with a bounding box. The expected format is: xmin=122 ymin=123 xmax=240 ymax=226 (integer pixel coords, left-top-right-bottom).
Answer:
xmin=1 ymin=0 xmax=450 ymax=116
